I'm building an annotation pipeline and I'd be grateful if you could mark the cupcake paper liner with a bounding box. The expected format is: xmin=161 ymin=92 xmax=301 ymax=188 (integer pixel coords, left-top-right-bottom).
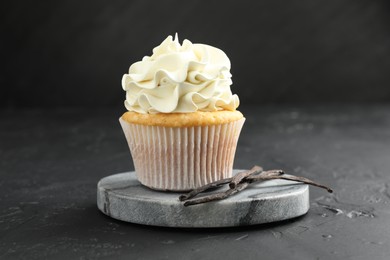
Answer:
xmin=119 ymin=117 xmax=245 ymax=191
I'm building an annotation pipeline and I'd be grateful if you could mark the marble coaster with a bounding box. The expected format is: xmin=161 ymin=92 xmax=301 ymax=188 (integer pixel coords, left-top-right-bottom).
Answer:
xmin=97 ymin=170 xmax=309 ymax=228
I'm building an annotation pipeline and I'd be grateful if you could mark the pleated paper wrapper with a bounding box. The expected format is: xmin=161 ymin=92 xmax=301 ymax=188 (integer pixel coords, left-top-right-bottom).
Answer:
xmin=119 ymin=117 xmax=245 ymax=191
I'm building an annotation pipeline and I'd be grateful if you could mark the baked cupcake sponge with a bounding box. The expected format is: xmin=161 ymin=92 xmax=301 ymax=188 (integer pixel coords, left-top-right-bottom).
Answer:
xmin=121 ymin=110 xmax=244 ymax=127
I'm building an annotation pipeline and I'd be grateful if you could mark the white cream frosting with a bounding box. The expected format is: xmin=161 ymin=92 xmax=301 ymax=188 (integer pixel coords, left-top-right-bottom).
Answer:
xmin=122 ymin=34 xmax=239 ymax=114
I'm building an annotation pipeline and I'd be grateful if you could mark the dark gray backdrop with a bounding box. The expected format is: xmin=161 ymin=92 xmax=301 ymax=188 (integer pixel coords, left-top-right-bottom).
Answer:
xmin=2 ymin=0 xmax=390 ymax=108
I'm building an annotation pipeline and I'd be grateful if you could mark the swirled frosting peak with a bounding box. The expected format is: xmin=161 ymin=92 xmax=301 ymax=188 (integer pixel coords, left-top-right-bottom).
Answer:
xmin=122 ymin=34 xmax=239 ymax=114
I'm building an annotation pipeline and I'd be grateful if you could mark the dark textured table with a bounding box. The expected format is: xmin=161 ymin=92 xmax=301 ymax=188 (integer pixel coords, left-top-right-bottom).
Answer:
xmin=1 ymin=105 xmax=389 ymax=259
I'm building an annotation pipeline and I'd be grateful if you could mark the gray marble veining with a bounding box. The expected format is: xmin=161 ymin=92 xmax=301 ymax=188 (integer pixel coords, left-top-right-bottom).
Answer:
xmin=97 ymin=170 xmax=309 ymax=227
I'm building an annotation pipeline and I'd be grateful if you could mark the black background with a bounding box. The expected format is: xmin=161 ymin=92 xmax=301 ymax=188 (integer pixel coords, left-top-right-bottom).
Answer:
xmin=2 ymin=2 xmax=390 ymax=258
xmin=2 ymin=0 xmax=390 ymax=108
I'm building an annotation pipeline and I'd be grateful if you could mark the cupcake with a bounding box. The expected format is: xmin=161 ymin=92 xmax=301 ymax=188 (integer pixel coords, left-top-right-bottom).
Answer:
xmin=120 ymin=34 xmax=245 ymax=191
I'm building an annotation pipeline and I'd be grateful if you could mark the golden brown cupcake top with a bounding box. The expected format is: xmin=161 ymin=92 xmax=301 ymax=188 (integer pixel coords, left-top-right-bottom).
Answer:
xmin=121 ymin=110 xmax=244 ymax=127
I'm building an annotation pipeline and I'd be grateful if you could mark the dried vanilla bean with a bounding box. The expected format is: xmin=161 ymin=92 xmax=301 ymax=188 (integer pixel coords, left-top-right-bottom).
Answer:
xmin=247 ymin=174 xmax=333 ymax=193
xmin=179 ymin=177 xmax=231 ymax=201
xmin=180 ymin=165 xmax=333 ymax=206
xmin=229 ymin=165 xmax=263 ymax=189
xmin=184 ymin=182 xmax=250 ymax=206
xmin=180 ymin=166 xmax=263 ymax=201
